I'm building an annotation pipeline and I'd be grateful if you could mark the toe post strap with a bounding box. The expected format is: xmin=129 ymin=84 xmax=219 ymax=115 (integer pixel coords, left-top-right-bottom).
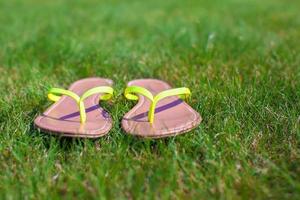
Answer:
xmin=124 ymin=86 xmax=191 ymax=124
xmin=48 ymin=86 xmax=114 ymax=123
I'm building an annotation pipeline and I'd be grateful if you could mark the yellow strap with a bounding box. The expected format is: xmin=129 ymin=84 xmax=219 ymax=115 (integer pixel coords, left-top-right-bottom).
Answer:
xmin=48 ymin=86 xmax=114 ymax=123
xmin=124 ymin=86 xmax=191 ymax=124
xmin=48 ymin=88 xmax=80 ymax=103
xmin=124 ymin=86 xmax=153 ymax=101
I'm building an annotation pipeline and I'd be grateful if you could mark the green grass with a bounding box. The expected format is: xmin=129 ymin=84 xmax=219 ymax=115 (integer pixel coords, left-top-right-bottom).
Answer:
xmin=0 ymin=0 xmax=299 ymax=199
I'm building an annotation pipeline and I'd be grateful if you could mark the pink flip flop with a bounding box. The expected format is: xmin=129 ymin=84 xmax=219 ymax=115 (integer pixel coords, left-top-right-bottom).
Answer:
xmin=34 ymin=78 xmax=114 ymax=138
xmin=122 ymin=79 xmax=202 ymax=138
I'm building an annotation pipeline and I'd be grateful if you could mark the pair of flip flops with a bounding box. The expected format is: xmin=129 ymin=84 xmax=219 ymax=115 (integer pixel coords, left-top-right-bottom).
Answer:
xmin=34 ymin=78 xmax=202 ymax=138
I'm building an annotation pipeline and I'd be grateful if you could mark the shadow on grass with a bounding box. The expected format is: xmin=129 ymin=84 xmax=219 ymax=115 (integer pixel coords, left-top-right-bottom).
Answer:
xmin=28 ymin=122 xmax=106 ymax=152
xmin=28 ymin=101 xmax=202 ymax=158
xmin=27 ymin=99 xmax=114 ymax=151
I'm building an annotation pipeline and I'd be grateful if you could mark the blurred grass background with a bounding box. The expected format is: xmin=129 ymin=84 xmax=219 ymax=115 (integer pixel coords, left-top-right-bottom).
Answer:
xmin=0 ymin=0 xmax=299 ymax=199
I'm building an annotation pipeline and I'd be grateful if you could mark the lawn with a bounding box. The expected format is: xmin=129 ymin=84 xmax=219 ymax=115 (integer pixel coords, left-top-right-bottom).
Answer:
xmin=0 ymin=0 xmax=299 ymax=199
